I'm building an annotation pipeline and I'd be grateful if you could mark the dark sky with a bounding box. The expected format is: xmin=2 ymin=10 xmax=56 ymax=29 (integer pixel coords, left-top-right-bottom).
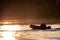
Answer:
xmin=0 ymin=0 xmax=60 ymax=24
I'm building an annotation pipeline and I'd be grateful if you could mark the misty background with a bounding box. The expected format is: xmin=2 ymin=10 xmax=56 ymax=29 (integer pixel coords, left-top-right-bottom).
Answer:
xmin=0 ymin=0 xmax=60 ymax=24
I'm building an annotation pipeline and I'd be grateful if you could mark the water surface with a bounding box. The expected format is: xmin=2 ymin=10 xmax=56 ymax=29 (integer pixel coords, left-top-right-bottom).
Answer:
xmin=0 ymin=24 xmax=60 ymax=40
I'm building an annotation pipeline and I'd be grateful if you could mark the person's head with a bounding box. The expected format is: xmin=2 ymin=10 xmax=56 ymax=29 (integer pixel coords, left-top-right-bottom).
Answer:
xmin=30 ymin=24 xmax=35 ymax=28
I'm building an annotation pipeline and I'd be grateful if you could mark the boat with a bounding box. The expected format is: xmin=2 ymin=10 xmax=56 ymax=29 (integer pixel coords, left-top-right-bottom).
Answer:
xmin=30 ymin=23 xmax=51 ymax=30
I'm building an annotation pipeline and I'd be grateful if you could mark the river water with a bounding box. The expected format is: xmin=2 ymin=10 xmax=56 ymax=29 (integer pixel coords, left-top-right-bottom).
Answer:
xmin=0 ymin=24 xmax=60 ymax=40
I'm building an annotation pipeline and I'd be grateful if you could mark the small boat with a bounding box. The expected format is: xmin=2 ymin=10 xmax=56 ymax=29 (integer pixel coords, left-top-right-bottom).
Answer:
xmin=30 ymin=23 xmax=51 ymax=30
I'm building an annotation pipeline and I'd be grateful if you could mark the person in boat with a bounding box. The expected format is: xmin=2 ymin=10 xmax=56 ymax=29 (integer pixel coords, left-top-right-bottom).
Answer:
xmin=40 ymin=23 xmax=47 ymax=29
xmin=40 ymin=23 xmax=51 ymax=29
xmin=47 ymin=26 xmax=51 ymax=29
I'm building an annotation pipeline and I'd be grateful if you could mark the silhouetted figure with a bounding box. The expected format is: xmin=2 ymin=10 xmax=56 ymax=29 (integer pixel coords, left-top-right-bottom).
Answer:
xmin=47 ymin=26 xmax=51 ymax=29
xmin=30 ymin=24 xmax=35 ymax=28
xmin=40 ymin=23 xmax=47 ymax=29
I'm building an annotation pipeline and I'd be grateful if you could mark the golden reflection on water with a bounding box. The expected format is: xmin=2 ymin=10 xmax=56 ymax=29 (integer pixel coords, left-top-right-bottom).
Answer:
xmin=0 ymin=25 xmax=22 ymax=40
xmin=0 ymin=32 xmax=15 ymax=40
xmin=0 ymin=31 xmax=22 ymax=40
xmin=0 ymin=24 xmax=60 ymax=40
xmin=1 ymin=31 xmax=60 ymax=40
xmin=0 ymin=25 xmax=22 ymax=30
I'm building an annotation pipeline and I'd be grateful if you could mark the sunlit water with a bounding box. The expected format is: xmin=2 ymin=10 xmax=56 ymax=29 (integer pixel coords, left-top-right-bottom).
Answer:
xmin=0 ymin=24 xmax=60 ymax=40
